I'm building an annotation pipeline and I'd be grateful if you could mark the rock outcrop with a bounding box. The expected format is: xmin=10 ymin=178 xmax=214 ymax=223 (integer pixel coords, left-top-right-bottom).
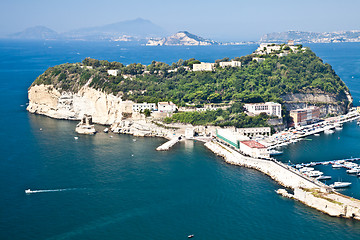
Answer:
xmin=281 ymin=92 xmax=352 ymax=116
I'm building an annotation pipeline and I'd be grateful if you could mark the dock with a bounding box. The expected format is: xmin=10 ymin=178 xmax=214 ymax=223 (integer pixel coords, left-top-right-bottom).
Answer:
xmin=156 ymin=135 xmax=182 ymax=151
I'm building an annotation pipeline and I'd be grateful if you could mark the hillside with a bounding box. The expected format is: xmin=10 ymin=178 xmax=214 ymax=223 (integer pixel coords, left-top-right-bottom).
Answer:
xmin=28 ymin=47 xmax=352 ymax=127
xmin=8 ymin=26 xmax=59 ymax=40
xmin=146 ymin=31 xmax=219 ymax=46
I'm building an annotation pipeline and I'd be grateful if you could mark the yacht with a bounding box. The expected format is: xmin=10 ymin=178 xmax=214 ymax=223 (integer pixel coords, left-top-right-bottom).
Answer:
xmin=346 ymin=168 xmax=360 ymax=174
xmin=332 ymin=164 xmax=343 ymax=168
xmin=324 ymin=129 xmax=335 ymax=134
xmin=305 ymin=170 xmax=323 ymax=177
xmin=335 ymin=124 xmax=343 ymax=130
xmin=316 ymin=175 xmax=331 ymax=180
xmin=299 ymin=167 xmax=314 ymax=173
xmin=269 ymin=149 xmax=283 ymax=156
xmin=329 ymin=182 xmax=352 ymax=188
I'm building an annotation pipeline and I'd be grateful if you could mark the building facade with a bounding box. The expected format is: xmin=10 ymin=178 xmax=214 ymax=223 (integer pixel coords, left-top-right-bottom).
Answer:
xmin=239 ymin=140 xmax=269 ymax=158
xmin=193 ymin=62 xmax=215 ymax=71
xmin=236 ymin=127 xmax=271 ymax=137
xmin=132 ymin=102 xmax=157 ymax=112
xmin=290 ymin=106 xmax=320 ymax=127
xmin=158 ymin=102 xmax=177 ymax=113
xmin=219 ymin=61 xmax=242 ymax=68
xmin=244 ymin=102 xmax=282 ymax=118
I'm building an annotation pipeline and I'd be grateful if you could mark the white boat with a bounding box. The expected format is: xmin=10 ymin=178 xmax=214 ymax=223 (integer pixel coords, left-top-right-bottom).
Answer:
xmin=324 ymin=129 xmax=335 ymax=134
xmin=314 ymin=133 xmax=320 ymax=136
xmin=335 ymin=124 xmax=343 ymax=130
xmin=305 ymin=170 xmax=323 ymax=177
xmin=316 ymin=175 xmax=331 ymax=180
xmin=346 ymin=169 xmax=360 ymax=174
xmin=74 ymin=137 xmax=79 ymax=140
xmin=329 ymin=182 xmax=352 ymax=188
xmin=25 ymin=189 xmax=32 ymax=194
xmin=269 ymin=149 xmax=283 ymax=156
xmin=299 ymin=167 xmax=314 ymax=173
xmin=332 ymin=164 xmax=343 ymax=168
xmin=103 ymin=128 xmax=109 ymax=133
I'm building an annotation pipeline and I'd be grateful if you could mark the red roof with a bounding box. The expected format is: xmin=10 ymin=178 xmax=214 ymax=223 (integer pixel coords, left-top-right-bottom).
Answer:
xmin=240 ymin=140 xmax=266 ymax=149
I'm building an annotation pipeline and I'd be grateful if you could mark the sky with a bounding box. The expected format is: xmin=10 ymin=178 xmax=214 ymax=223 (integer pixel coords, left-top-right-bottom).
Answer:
xmin=0 ymin=0 xmax=359 ymax=41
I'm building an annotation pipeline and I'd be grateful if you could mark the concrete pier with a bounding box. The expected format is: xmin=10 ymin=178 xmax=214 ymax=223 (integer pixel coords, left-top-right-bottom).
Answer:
xmin=156 ymin=135 xmax=182 ymax=151
xmin=205 ymin=140 xmax=360 ymax=220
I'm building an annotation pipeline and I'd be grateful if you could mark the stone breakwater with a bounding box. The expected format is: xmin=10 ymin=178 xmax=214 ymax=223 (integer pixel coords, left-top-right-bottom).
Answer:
xmin=205 ymin=141 xmax=360 ymax=220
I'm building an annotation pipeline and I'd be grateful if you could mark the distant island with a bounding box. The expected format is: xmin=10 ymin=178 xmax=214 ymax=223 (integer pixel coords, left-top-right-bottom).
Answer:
xmin=261 ymin=30 xmax=360 ymax=44
xmin=146 ymin=31 xmax=219 ymax=46
xmin=27 ymin=43 xmax=351 ymax=131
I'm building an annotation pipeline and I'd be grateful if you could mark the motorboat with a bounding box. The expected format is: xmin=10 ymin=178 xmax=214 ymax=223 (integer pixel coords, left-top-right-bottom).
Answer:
xmin=103 ymin=128 xmax=109 ymax=133
xmin=346 ymin=168 xmax=360 ymax=174
xmin=305 ymin=170 xmax=323 ymax=177
xmin=332 ymin=164 xmax=343 ymax=168
xmin=335 ymin=124 xmax=343 ymax=130
xmin=316 ymin=175 xmax=331 ymax=180
xmin=25 ymin=189 xmax=32 ymax=194
xmin=329 ymin=182 xmax=352 ymax=188
xmin=188 ymin=234 xmax=194 ymax=238
xmin=314 ymin=133 xmax=320 ymax=136
xmin=269 ymin=149 xmax=283 ymax=156
xmin=324 ymin=129 xmax=335 ymax=134
xmin=299 ymin=167 xmax=314 ymax=173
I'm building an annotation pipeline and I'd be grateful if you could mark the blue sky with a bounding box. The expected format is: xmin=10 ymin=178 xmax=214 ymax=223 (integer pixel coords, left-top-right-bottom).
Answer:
xmin=0 ymin=0 xmax=359 ymax=41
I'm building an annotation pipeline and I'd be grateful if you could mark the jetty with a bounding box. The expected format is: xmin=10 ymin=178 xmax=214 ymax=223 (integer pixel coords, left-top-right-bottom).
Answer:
xmin=156 ymin=135 xmax=182 ymax=151
xmin=205 ymin=140 xmax=360 ymax=220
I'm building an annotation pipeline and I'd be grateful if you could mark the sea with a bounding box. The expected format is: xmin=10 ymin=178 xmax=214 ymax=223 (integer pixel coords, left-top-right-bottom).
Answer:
xmin=1 ymin=40 xmax=360 ymax=239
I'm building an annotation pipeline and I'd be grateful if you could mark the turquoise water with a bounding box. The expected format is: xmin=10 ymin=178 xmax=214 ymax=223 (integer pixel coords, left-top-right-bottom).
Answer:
xmin=1 ymin=40 xmax=360 ymax=239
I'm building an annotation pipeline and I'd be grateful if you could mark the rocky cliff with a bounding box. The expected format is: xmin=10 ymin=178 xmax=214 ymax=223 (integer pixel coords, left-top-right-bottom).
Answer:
xmin=281 ymin=92 xmax=353 ymax=117
xmin=27 ymin=84 xmax=134 ymax=125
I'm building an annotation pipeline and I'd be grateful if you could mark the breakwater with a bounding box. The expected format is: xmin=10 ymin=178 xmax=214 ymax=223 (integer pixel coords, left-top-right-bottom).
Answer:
xmin=205 ymin=140 xmax=360 ymax=220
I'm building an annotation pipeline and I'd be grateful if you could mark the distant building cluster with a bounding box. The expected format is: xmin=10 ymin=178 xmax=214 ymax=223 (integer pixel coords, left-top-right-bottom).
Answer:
xmin=244 ymin=102 xmax=282 ymax=119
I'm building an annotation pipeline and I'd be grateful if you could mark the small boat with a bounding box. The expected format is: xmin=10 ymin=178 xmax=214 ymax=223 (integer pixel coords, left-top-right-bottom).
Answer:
xmin=314 ymin=133 xmax=320 ymax=136
xmin=188 ymin=235 xmax=194 ymax=238
xmin=25 ymin=189 xmax=32 ymax=194
xmin=316 ymin=175 xmax=331 ymax=180
xmin=74 ymin=137 xmax=79 ymax=140
xmin=269 ymin=149 xmax=283 ymax=156
xmin=335 ymin=125 xmax=343 ymax=131
xmin=330 ymin=182 xmax=352 ymax=188
xmin=332 ymin=164 xmax=343 ymax=168
xmin=133 ymin=139 xmax=137 ymax=142
xmin=305 ymin=170 xmax=323 ymax=177
xmin=299 ymin=167 xmax=314 ymax=173
xmin=103 ymin=128 xmax=109 ymax=133
xmin=324 ymin=129 xmax=335 ymax=134
xmin=346 ymin=168 xmax=360 ymax=174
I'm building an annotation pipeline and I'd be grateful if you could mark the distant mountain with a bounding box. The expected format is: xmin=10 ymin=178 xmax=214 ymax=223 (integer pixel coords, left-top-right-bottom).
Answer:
xmin=63 ymin=18 xmax=167 ymax=41
xmin=8 ymin=26 xmax=59 ymax=40
xmin=260 ymin=30 xmax=360 ymax=43
xmin=146 ymin=31 xmax=219 ymax=46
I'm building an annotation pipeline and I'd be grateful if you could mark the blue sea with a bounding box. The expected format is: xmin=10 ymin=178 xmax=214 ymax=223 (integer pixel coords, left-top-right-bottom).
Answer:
xmin=1 ymin=40 xmax=360 ymax=239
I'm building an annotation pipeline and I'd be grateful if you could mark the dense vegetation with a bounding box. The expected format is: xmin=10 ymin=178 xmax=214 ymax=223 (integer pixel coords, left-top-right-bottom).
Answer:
xmin=32 ymin=47 xmax=350 ymax=127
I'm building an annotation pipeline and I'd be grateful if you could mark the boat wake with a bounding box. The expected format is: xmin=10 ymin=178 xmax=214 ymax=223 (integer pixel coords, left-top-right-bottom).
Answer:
xmin=25 ymin=188 xmax=78 ymax=194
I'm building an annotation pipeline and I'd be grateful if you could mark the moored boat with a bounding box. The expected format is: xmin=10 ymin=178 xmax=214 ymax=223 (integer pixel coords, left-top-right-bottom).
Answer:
xmin=329 ymin=182 xmax=352 ymax=188
xmin=316 ymin=175 xmax=331 ymax=180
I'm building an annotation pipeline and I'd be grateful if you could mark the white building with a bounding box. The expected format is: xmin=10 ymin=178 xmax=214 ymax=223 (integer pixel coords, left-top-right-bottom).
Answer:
xmin=158 ymin=102 xmax=177 ymax=113
xmin=255 ymin=43 xmax=281 ymax=54
xmin=219 ymin=61 xmax=242 ymax=68
xmin=193 ymin=62 xmax=215 ymax=71
xmin=244 ymin=102 xmax=282 ymax=118
xmin=185 ymin=128 xmax=195 ymax=139
xmin=107 ymin=69 xmax=119 ymax=76
xmin=236 ymin=127 xmax=271 ymax=137
xmin=239 ymin=140 xmax=269 ymax=158
xmin=132 ymin=102 xmax=157 ymax=112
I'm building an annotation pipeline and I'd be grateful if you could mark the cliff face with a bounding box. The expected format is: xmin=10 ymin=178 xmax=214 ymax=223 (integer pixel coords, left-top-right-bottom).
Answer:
xmin=281 ymin=92 xmax=352 ymax=116
xmin=27 ymin=84 xmax=134 ymax=125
